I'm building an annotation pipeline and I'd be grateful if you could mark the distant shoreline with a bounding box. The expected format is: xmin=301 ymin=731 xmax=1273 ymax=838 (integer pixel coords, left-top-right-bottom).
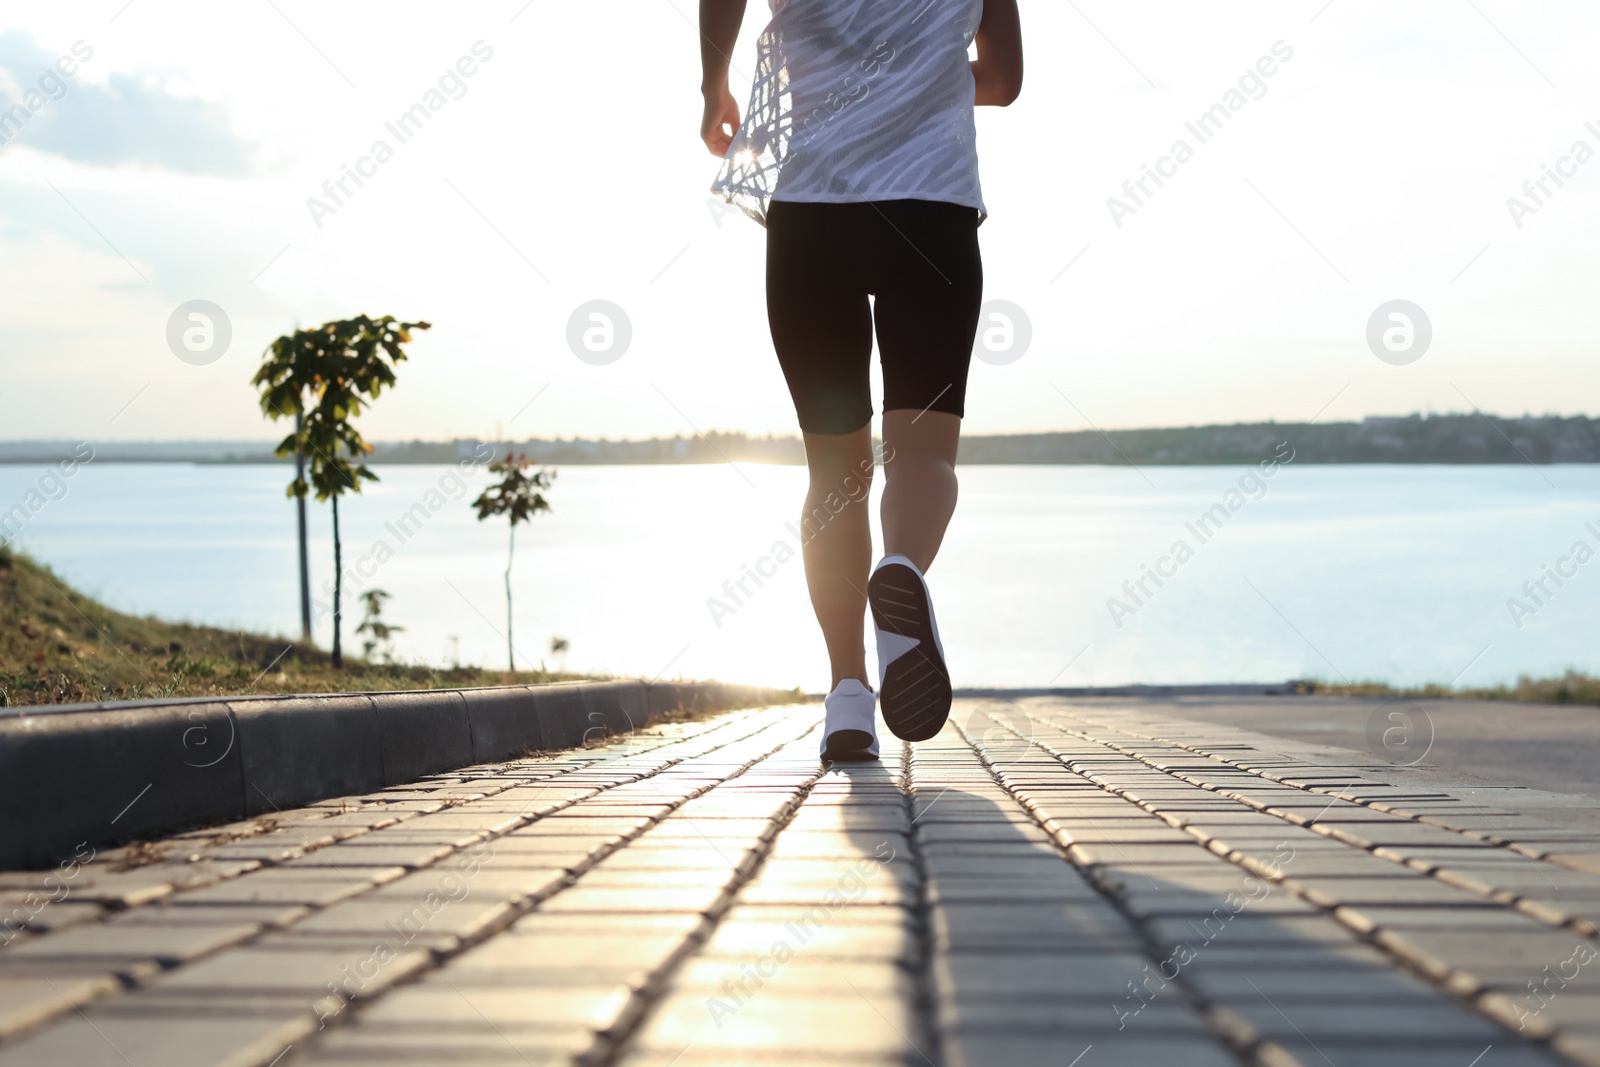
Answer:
xmin=2 ymin=413 xmax=1596 ymax=466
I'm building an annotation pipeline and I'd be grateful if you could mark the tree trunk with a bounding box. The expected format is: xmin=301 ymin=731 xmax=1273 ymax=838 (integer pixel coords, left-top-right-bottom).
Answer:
xmin=331 ymin=494 xmax=344 ymax=669
xmin=295 ymin=413 xmax=311 ymax=641
xmin=505 ymin=523 xmax=515 ymax=672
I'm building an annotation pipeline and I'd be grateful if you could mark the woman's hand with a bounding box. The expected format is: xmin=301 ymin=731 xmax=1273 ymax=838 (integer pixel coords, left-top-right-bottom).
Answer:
xmin=702 ymin=85 xmax=742 ymax=156
xmin=699 ymin=0 xmax=748 ymax=154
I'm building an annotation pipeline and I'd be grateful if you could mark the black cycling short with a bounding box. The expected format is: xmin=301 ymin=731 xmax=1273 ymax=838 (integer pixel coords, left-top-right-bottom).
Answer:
xmin=765 ymin=198 xmax=983 ymax=435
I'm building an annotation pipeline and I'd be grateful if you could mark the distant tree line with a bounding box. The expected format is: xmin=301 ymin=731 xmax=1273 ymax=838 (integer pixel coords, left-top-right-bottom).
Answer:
xmin=954 ymin=414 xmax=1600 ymax=465
xmin=6 ymin=414 xmax=1600 ymax=466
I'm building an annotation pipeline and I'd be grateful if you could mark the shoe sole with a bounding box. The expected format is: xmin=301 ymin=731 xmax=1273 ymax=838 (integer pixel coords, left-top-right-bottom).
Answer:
xmin=821 ymin=729 xmax=879 ymax=763
xmin=869 ymin=562 xmax=951 ymax=742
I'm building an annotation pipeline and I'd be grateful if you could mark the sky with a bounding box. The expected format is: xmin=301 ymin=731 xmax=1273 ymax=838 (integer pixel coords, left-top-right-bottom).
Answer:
xmin=1 ymin=0 xmax=1597 ymax=444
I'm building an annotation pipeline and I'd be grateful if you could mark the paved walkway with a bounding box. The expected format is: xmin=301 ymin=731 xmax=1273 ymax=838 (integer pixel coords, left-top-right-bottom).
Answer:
xmin=2 ymin=697 xmax=1598 ymax=1066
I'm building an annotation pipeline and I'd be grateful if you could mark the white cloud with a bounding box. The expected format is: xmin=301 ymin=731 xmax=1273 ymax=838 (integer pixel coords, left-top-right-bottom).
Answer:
xmin=0 ymin=0 xmax=1596 ymax=442
xmin=0 ymin=30 xmax=252 ymax=174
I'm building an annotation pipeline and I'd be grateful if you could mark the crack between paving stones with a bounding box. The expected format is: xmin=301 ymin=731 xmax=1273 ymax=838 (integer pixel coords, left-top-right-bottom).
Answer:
xmin=1062 ymin=709 xmax=1576 ymax=865
xmin=901 ymin=739 xmax=947 ymax=1067
xmin=0 ymin=708 xmax=804 ymax=1057
xmin=587 ymin=720 xmax=832 ymax=1066
xmin=976 ymin=708 xmax=1580 ymax=1060
xmin=949 ymin=715 xmax=1277 ymax=1067
xmin=1042 ymin=709 xmax=1600 ymax=941
xmin=296 ymin=709 xmax=821 ymax=1067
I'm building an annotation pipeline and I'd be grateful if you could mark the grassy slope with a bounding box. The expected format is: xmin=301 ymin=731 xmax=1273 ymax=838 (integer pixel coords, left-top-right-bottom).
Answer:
xmin=1305 ymin=673 xmax=1600 ymax=706
xmin=4 ymin=542 xmax=1591 ymax=711
xmin=0 ymin=544 xmax=585 ymax=708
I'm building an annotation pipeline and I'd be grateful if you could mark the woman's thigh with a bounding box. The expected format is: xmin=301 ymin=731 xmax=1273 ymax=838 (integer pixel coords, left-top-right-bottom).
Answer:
xmin=765 ymin=201 xmax=875 ymax=435
xmin=868 ymin=200 xmax=983 ymax=421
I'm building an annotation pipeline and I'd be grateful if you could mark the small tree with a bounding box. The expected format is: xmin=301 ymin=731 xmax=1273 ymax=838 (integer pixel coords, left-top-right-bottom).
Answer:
xmin=254 ymin=315 xmax=430 ymax=667
xmin=472 ymin=453 xmax=554 ymax=671
xmin=251 ymin=335 xmax=315 ymax=640
xmin=355 ymin=589 xmax=403 ymax=662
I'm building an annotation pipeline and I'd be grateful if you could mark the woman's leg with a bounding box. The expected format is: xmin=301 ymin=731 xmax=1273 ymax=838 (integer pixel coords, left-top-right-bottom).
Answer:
xmin=871 ymin=200 xmax=980 ymax=575
xmin=765 ymin=200 xmax=878 ymax=691
xmin=859 ymin=201 xmax=978 ymax=741
xmin=799 ymin=428 xmax=875 ymax=689
xmin=880 ymin=409 xmax=961 ymax=573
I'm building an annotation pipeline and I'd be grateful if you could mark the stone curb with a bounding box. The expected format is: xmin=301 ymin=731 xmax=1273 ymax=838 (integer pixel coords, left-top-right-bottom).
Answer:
xmin=0 ymin=679 xmax=796 ymax=870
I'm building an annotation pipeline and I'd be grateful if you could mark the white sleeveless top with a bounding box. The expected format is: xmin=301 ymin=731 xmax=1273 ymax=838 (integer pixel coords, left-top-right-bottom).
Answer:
xmin=711 ymin=0 xmax=986 ymax=226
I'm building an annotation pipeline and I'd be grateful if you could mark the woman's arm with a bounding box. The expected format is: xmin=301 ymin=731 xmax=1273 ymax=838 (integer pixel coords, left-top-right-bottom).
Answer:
xmin=972 ymin=0 xmax=1023 ymax=106
xmin=699 ymin=0 xmax=748 ymax=155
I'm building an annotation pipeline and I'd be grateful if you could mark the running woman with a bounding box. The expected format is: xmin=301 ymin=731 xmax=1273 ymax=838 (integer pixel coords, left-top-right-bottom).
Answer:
xmin=700 ymin=0 xmax=1022 ymax=760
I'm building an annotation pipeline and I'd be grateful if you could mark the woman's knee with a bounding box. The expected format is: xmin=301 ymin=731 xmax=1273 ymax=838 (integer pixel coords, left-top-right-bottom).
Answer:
xmin=883 ymin=451 xmax=956 ymax=485
xmin=804 ymin=432 xmax=874 ymax=494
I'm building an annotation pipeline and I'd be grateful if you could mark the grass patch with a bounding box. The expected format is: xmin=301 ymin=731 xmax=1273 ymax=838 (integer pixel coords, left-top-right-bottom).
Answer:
xmin=0 ymin=543 xmax=589 ymax=709
xmin=1300 ymin=670 xmax=1600 ymax=707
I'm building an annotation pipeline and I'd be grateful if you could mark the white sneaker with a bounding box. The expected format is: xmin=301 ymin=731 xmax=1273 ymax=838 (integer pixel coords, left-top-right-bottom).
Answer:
xmin=820 ymin=678 xmax=880 ymax=762
xmin=868 ymin=554 xmax=951 ymax=742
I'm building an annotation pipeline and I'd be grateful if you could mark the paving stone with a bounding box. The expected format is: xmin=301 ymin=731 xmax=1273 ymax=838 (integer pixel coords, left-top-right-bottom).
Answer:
xmin=0 ymin=974 xmax=120 ymax=1040
xmin=358 ymin=980 xmax=636 ymax=1030
xmin=615 ymin=1052 xmax=902 ymax=1067
xmin=285 ymin=888 xmax=519 ymax=950
xmin=538 ymin=883 xmax=731 ymax=914
xmin=0 ymin=917 xmax=260 ymax=975
xmin=455 ymin=913 xmax=704 ymax=972
xmin=1247 ymin=854 xmax=1415 ymax=878
xmin=0 ymin=901 xmax=104 ymax=934
xmin=736 ymin=878 xmax=909 ymax=908
xmin=293 ymin=1023 xmax=591 ymax=1064
xmin=1066 ymin=843 xmax=1215 ymax=865
xmin=168 ymin=867 xmax=407 ymax=906
xmin=630 ymin=989 xmax=923 ymax=1057
xmin=938 ymin=996 xmax=1207 ymax=1033
xmin=763 ymin=833 xmax=911 ymax=860
xmin=1377 ymin=925 xmax=1593 ymax=973
xmin=154 ymin=938 xmax=433 ymax=998
xmin=594 ymin=848 xmax=759 ymax=873
xmin=1057 ymin=826 xmax=1200 ymax=844
xmin=942 ymin=1031 xmax=1237 ymax=1067
xmin=1548 ymin=853 xmax=1600 ymax=875
xmin=915 ymin=821 xmax=1052 ymax=843
xmin=699 ymin=913 xmax=917 ymax=962
xmin=579 ymin=868 xmax=741 ymax=889
xmin=920 ymin=852 xmax=1076 ymax=878
xmin=926 ymin=875 xmax=1102 ymax=904
xmin=933 ymin=951 xmax=1154 ymax=996
xmin=107 ymin=900 xmax=311 ymax=928
xmin=1288 ymin=874 xmax=1495 ymax=907
xmin=10 ymin=699 xmax=1595 ymax=1066
xmin=517 ymin=816 xmax=656 ymax=838
xmin=1227 ymin=999 xmax=1504 ymax=1040
xmin=671 ymin=957 xmax=914 ymax=997
xmin=1186 ymin=966 xmax=1445 ymax=1001
xmin=754 ymin=851 xmax=911 ymax=881
xmin=1114 ymin=889 xmax=1319 ymax=917
xmin=0 ymin=1005 xmax=317 ymax=1067
xmin=281 ymin=841 xmax=457 ymax=869
xmin=932 ymin=903 xmax=1142 ymax=951
xmin=1256 ymin=1041 xmax=1562 ymax=1067
xmin=647 ymin=818 xmax=778 ymax=839
xmin=410 ymin=866 xmax=567 ymax=900
xmin=188 ymin=835 xmax=324 ymax=863
xmin=1339 ymin=905 xmax=1556 ymax=932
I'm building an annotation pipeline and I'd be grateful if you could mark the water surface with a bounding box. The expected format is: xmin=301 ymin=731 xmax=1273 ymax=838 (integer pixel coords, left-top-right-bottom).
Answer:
xmin=3 ymin=461 xmax=1593 ymax=691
